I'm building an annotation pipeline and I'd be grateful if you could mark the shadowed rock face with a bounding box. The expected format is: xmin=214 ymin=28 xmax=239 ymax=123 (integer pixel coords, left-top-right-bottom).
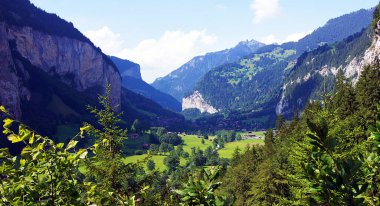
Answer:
xmin=0 ymin=22 xmax=121 ymax=118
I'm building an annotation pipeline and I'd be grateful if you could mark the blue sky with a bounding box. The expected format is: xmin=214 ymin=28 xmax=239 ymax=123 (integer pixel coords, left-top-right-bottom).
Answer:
xmin=30 ymin=0 xmax=378 ymax=82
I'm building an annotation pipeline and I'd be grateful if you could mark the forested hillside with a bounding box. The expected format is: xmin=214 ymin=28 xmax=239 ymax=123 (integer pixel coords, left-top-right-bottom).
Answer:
xmin=219 ymin=63 xmax=380 ymax=205
xmin=278 ymin=28 xmax=372 ymax=117
xmin=183 ymin=8 xmax=374 ymax=130
xmin=152 ymin=40 xmax=265 ymax=101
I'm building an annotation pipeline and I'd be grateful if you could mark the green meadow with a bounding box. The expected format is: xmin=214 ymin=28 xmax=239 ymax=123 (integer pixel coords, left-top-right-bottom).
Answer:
xmin=123 ymin=134 xmax=264 ymax=171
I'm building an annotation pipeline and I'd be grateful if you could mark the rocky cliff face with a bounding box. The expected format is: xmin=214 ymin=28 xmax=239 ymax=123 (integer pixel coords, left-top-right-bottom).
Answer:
xmin=0 ymin=22 xmax=121 ymax=118
xmin=362 ymin=26 xmax=380 ymax=67
xmin=276 ymin=25 xmax=380 ymax=116
xmin=182 ymin=91 xmax=218 ymax=114
xmin=110 ymin=56 xmax=142 ymax=80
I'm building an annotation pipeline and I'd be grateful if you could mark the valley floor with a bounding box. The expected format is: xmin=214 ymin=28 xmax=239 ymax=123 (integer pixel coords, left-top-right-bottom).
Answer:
xmin=123 ymin=133 xmax=264 ymax=171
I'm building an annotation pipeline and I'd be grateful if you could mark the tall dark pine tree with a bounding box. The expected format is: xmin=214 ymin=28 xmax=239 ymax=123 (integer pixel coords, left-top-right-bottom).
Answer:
xmin=276 ymin=114 xmax=286 ymax=132
xmin=264 ymin=129 xmax=275 ymax=153
xmin=84 ymin=85 xmax=131 ymax=202
xmin=332 ymin=69 xmax=357 ymax=119
xmin=355 ymin=64 xmax=380 ymax=126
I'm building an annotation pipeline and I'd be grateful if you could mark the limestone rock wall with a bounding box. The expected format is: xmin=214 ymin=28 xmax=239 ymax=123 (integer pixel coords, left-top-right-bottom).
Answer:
xmin=0 ymin=22 xmax=121 ymax=118
xmin=182 ymin=91 xmax=218 ymax=114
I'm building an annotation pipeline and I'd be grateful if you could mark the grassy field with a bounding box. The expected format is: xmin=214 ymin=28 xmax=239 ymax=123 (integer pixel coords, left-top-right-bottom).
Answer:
xmin=181 ymin=135 xmax=214 ymax=153
xmin=123 ymin=154 xmax=187 ymax=171
xmin=218 ymin=139 xmax=264 ymax=158
xmin=123 ymin=154 xmax=167 ymax=171
xmin=123 ymin=134 xmax=264 ymax=171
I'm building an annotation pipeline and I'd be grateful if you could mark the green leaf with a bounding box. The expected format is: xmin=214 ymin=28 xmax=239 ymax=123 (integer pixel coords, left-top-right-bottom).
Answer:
xmin=175 ymin=190 xmax=187 ymax=196
xmin=66 ymin=140 xmax=78 ymax=150
xmin=7 ymin=134 xmax=22 ymax=143
xmin=80 ymin=125 xmax=91 ymax=132
xmin=20 ymin=159 xmax=26 ymax=167
xmin=0 ymin=106 xmax=7 ymax=113
xmin=80 ymin=125 xmax=91 ymax=137
xmin=79 ymin=149 xmax=88 ymax=159
xmin=56 ymin=143 xmax=65 ymax=149
xmin=21 ymin=146 xmax=32 ymax=155
xmin=20 ymin=130 xmax=32 ymax=141
xmin=3 ymin=118 xmax=13 ymax=128
xmin=102 ymin=138 xmax=109 ymax=144
xmin=28 ymin=133 xmax=35 ymax=144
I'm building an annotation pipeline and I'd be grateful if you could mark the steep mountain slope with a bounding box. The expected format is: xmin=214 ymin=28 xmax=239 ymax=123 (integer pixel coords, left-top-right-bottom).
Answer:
xmin=110 ymin=56 xmax=182 ymax=112
xmin=280 ymin=8 xmax=374 ymax=53
xmin=0 ymin=0 xmax=185 ymax=138
xmin=186 ymin=48 xmax=296 ymax=112
xmin=110 ymin=56 xmax=142 ymax=80
xmin=182 ymin=8 xmax=374 ymax=129
xmin=278 ymin=27 xmax=374 ymax=117
xmin=151 ymin=40 xmax=265 ymax=101
xmin=0 ymin=0 xmax=121 ymax=118
xmin=121 ymin=76 xmax=182 ymax=112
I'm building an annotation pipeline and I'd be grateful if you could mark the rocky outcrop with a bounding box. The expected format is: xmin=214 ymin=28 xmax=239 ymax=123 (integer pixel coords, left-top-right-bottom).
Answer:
xmin=363 ymin=32 xmax=380 ymax=64
xmin=276 ymin=25 xmax=380 ymax=116
xmin=110 ymin=56 xmax=142 ymax=80
xmin=182 ymin=91 xmax=218 ymax=114
xmin=0 ymin=22 xmax=121 ymax=118
xmin=276 ymin=22 xmax=380 ymax=116
xmin=345 ymin=21 xmax=380 ymax=83
xmin=0 ymin=24 xmax=25 ymax=118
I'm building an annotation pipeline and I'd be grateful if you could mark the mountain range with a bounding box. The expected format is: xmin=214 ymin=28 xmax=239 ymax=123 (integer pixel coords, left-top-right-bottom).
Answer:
xmin=180 ymin=8 xmax=375 ymax=130
xmin=152 ymin=8 xmax=373 ymax=104
xmin=151 ymin=40 xmax=265 ymax=101
xmin=0 ymin=0 xmax=377 ymax=136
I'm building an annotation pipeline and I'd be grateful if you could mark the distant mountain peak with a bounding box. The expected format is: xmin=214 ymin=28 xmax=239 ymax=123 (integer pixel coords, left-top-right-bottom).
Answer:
xmin=110 ymin=57 xmax=182 ymax=112
xmin=151 ymin=39 xmax=265 ymax=101
xmin=237 ymin=39 xmax=265 ymax=48
xmin=110 ymin=56 xmax=142 ymax=80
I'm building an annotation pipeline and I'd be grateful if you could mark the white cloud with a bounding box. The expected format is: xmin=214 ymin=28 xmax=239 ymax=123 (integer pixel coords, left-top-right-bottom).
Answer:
xmin=260 ymin=34 xmax=280 ymax=44
xmin=250 ymin=0 xmax=280 ymax=24
xmin=84 ymin=26 xmax=124 ymax=55
xmin=84 ymin=27 xmax=218 ymax=83
xmin=285 ymin=31 xmax=312 ymax=42
xmin=260 ymin=30 xmax=312 ymax=45
xmin=117 ymin=30 xmax=218 ymax=83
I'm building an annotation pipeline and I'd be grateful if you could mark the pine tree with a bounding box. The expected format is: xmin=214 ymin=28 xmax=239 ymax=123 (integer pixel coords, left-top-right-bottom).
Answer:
xmin=332 ymin=69 xmax=357 ymax=119
xmin=276 ymin=114 xmax=286 ymax=131
xmin=355 ymin=64 xmax=380 ymax=126
xmin=84 ymin=84 xmax=131 ymax=202
xmin=147 ymin=159 xmax=155 ymax=171
xmin=231 ymin=147 xmax=241 ymax=166
xmin=264 ymin=129 xmax=274 ymax=153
